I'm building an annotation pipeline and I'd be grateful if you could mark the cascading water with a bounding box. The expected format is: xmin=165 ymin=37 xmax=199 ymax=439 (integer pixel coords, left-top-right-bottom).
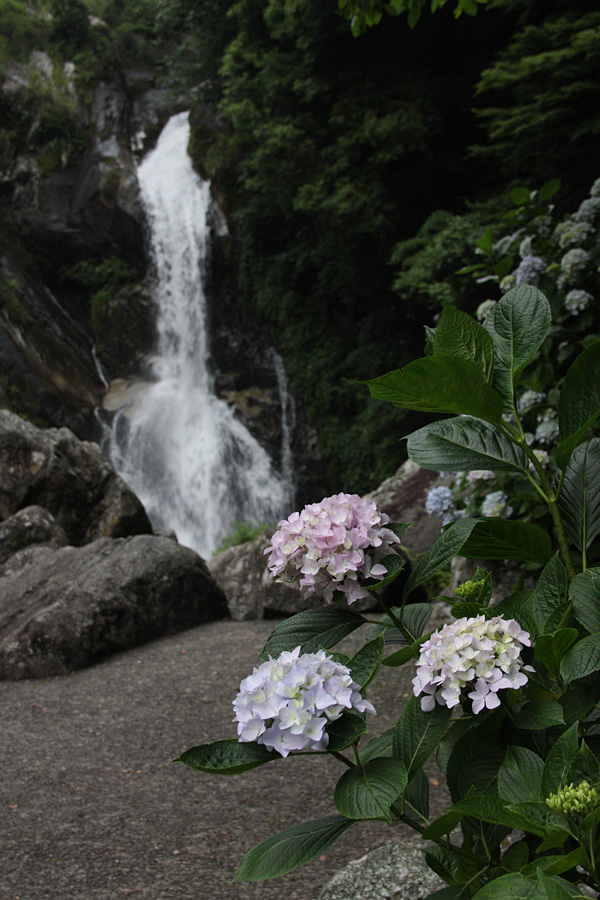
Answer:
xmin=103 ymin=112 xmax=295 ymax=558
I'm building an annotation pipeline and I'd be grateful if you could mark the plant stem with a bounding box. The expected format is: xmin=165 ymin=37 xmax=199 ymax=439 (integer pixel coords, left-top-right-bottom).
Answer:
xmin=372 ymin=591 xmax=414 ymax=643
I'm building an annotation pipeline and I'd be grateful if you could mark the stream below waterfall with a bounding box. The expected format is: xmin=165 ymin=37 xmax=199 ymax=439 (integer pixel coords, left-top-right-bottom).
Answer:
xmin=102 ymin=112 xmax=295 ymax=558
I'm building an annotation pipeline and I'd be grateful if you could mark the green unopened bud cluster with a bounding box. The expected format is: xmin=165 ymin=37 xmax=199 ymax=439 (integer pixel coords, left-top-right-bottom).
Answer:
xmin=454 ymin=579 xmax=484 ymax=601
xmin=545 ymin=781 xmax=599 ymax=819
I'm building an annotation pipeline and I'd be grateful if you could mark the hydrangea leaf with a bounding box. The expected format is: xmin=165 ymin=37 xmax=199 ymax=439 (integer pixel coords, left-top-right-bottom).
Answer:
xmin=365 ymin=356 xmax=503 ymax=423
xmin=406 ymin=416 xmax=529 ymax=473
xmin=498 ymin=746 xmax=544 ymax=804
xmin=403 ymin=769 xmax=429 ymax=826
xmin=533 ymin=554 xmax=569 ymax=631
xmin=559 ymin=633 xmax=600 ymax=685
xmin=333 ymin=757 xmax=408 ymax=821
xmin=542 ymin=724 xmax=579 ymax=796
xmin=556 ymin=342 xmax=600 ymax=468
xmin=557 ymin=439 xmax=600 ymax=553
xmin=174 ymin=739 xmax=279 ymax=775
xmin=347 ymin=634 xmax=384 ymax=688
xmin=569 ymin=568 xmax=600 ymax=634
xmin=458 ymin=519 xmax=552 ymax=565
xmin=358 ymin=727 xmax=395 ymax=764
xmin=451 ymin=796 xmax=546 ymax=836
xmin=367 ymin=603 xmax=432 ymax=644
xmin=432 ymin=304 xmax=495 ymax=382
xmin=513 ymin=700 xmax=565 ymax=731
xmin=403 ymin=517 xmax=479 ymax=600
xmin=534 ymin=629 xmax=579 ymax=677
xmin=392 ymin=695 xmax=451 ymax=780
xmin=326 ymin=711 xmax=368 ymax=751
xmin=233 ymin=815 xmax=353 ymax=881
xmin=484 ymin=285 xmax=551 ymax=410
xmin=260 ymin=608 xmax=365 ymax=660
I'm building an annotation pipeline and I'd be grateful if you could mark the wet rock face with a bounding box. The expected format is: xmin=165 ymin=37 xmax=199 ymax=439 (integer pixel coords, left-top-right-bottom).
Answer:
xmin=0 ymin=409 xmax=151 ymax=544
xmin=0 ymin=535 xmax=228 ymax=680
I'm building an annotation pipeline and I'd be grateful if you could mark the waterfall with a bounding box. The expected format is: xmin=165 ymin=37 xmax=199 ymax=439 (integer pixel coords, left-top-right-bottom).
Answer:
xmin=103 ymin=112 xmax=295 ymax=558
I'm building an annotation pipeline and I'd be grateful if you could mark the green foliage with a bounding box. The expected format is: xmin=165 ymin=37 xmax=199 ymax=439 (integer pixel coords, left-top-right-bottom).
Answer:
xmin=61 ymin=255 xmax=136 ymax=328
xmin=212 ymin=519 xmax=271 ymax=555
xmin=51 ymin=0 xmax=90 ymax=51
xmin=0 ymin=277 xmax=33 ymax=324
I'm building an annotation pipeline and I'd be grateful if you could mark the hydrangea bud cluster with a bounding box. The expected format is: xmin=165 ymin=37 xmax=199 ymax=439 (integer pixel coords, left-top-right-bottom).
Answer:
xmin=233 ymin=646 xmax=375 ymax=757
xmin=481 ymin=490 xmax=512 ymax=518
xmin=565 ymin=289 xmax=593 ymax=316
xmin=412 ymin=614 xmax=532 ymax=714
xmin=515 ymin=255 xmax=546 ymax=287
xmin=264 ymin=493 xmax=400 ymax=604
xmin=546 ymin=781 xmax=599 ymax=820
xmin=454 ymin=579 xmax=486 ymax=602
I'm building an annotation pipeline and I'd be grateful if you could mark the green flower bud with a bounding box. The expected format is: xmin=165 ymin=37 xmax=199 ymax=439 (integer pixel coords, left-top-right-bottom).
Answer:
xmin=454 ymin=580 xmax=482 ymax=601
xmin=545 ymin=781 xmax=599 ymax=820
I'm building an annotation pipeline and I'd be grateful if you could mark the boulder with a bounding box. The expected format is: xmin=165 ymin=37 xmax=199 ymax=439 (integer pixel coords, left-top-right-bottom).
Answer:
xmin=0 ymin=534 xmax=229 ymax=680
xmin=0 ymin=409 xmax=152 ymax=544
xmin=0 ymin=505 xmax=68 ymax=567
xmin=318 ymin=839 xmax=443 ymax=900
xmin=208 ymin=532 xmax=321 ymax=621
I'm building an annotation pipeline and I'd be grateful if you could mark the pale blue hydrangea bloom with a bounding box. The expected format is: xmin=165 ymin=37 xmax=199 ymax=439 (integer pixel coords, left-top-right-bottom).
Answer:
xmin=466 ymin=469 xmax=495 ymax=485
xmin=574 ymin=197 xmax=600 ymax=223
xmin=535 ymin=412 xmax=559 ymax=445
xmin=558 ymin=248 xmax=590 ymax=290
xmin=233 ymin=646 xmax=375 ymax=757
xmin=481 ymin=490 xmax=512 ymax=518
xmin=517 ymin=390 xmax=546 ymax=413
xmin=515 ymin=255 xmax=546 ymax=286
xmin=565 ymin=289 xmax=593 ymax=315
xmin=555 ymin=220 xmax=594 ymax=249
xmin=425 ymin=485 xmax=456 ymax=525
xmin=412 ymin=614 xmax=532 ymax=714
xmin=475 ymin=299 xmax=496 ymax=321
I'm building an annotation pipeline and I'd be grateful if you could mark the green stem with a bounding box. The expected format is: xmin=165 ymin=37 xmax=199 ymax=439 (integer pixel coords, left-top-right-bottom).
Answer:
xmin=326 ymin=749 xmax=354 ymax=768
xmin=372 ymin=591 xmax=414 ymax=643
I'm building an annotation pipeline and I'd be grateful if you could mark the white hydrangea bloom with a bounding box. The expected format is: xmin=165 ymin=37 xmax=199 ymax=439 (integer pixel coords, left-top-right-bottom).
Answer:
xmin=519 ymin=236 xmax=533 ymax=258
xmin=565 ymin=289 xmax=593 ymax=316
xmin=535 ymin=411 xmax=559 ymax=446
xmin=517 ymin=390 xmax=546 ymax=414
xmin=574 ymin=197 xmax=600 ymax=224
xmin=264 ymin=493 xmax=400 ymax=605
xmin=466 ymin=469 xmax=495 ymax=485
xmin=529 ymin=449 xmax=550 ymax=471
xmin=233 ymin=646 xmax=375 ymax=757
xmin=556 ymin=220 xmax=594 ymax=249
xmin=558 ymin=248 xmax=590 ymax=290
xmin=475 ymin=299 xmax=496 ymax=321
xmin=481 ymin=490 xmax=512 ymax=518
xmin=499 ymin=275 xmax=515 ymax=294
xmin=412 ymin=615 xmax=532 ymax=714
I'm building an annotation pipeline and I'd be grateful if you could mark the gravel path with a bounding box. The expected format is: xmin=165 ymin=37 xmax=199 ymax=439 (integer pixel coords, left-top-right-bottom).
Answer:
xmin=1 ymin=619 xmax=449 ymax=900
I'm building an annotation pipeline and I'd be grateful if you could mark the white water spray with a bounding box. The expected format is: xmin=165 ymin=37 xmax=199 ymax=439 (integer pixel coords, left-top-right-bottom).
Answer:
xmin=103 ymin=112 xmax=294 ymax=557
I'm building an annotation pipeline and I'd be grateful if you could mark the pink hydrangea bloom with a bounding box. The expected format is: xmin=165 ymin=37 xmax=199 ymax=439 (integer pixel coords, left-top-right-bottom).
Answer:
xmin=412 ymin=614 xmax=532 ymax=714
xmin=264 ymin=492 xmax=400 ymax=604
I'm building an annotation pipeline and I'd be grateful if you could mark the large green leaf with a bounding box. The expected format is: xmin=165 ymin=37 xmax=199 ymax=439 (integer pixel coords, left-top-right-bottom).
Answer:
xmin=451 ymin=796 xmax=546 ymax=836
xmin=560 ymin=633 xmax=600 ymax=684
xmin=534 ymin=629 xmax=579 ymax=677
xmin=513 ymin=700 xmax=565 ymax=730
xmin=403 ymin=517 xmax=478 ymax=599
xmin=484 ymin=285 xmax=552 ymax=409
xmin=406 ymin=417 xmax=529 ymax=474
xmin=358 ymin=727 xmax=395 ymax=764
xmin=432 ymin=304 xmax=495 ymax=382
xmin=498 ymin=746 xmax=544 ymax=804
xmin=368 ymin=603 xmax=433 ymax=644
xmin=458 ymin=519 xmax=552 ymax=565
xmin=393 ymin=696 xmax=451 ymax=781
xmin=333 ymin=757 xmax=408 ymax=821
xmin=233 ymin=815 xmax=353 ymax=881
xmin=326 ymin=711 xmax=368 ymax=751
xmin=260 ymin=607 xmax=365 ymax=659
xmin=347 ymin=635 xmax=384 ymax=688
xmin=542 ymin=724 xmax=579 ymax=796
xmin=365 ymin=356 xmax=503 ymax=423
xmin=558 ymin=439 xmax=600 ymax=553
xmin=403 ymin=769 xmax=429 ymax=826
xmin=175 ymin=739 xmax=278 ymax=775
xmin=569 ymin=568 xmax=600 ymax=633
xmin=533 ymin=554 xmax=569 ymax=630
xmin=556 ymin=341 xmax=600 ymax=468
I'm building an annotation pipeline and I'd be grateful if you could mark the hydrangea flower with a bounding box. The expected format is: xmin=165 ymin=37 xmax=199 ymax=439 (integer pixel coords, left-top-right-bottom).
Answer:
xmin=481 ymin=491 xmax=512 ymax=518
xmin=412 ymin=615 xmax=532 ymax=714
xmin=475 ymin=299 xmax=496 ymax=321
xmin=546 ymin=781 xmax=599 ymax=820
xmin=264 ymin=493 xmax=400 ymax=605
xmin=532 ymin=214 xmax=552 ymax=238
xmin=233 ymin=646 xmax=375 ymax=757
xmin=517 ymin=390 xmax=546 ymax=414
xmin=518 ymin=236 xmax=533 ymax=258
xmin=530 ymin=448 xmax=550 ymax=470
xmin=590 ymin=177 xmax=600 ymax=198
xmin=515 ymin=255 xmax=546 ymax=287
xmin=574 ymin=197 xmax=600 ymax=224
xmin=499 ymin=275 xmax=515 ymax=294
xmin=558 ymin=248 xmax=590 ymax=290
xmin=555 ymin=220 xmax=593 ymax=249
xmin=535 ymin=411 xmax=559 ymax=446
xmin=466 ymin=469 xmax=495 ymax=485
xmin=425 ymin=485 xmax=456 ymax=525
xmin=565 ymin=289 xmax=593 ymax=316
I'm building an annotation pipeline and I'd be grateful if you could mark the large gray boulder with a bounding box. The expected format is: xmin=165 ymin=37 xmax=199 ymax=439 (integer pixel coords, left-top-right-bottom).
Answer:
xmin=318 ymin=839 xmax=443 ymax=900
xmin=0 ymin=409 xmax=152 ymax=544
xmin=0 ymin=505 xmax=69 ymax=567
xmin=0 ymin=534 xmax=228 ymax=680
